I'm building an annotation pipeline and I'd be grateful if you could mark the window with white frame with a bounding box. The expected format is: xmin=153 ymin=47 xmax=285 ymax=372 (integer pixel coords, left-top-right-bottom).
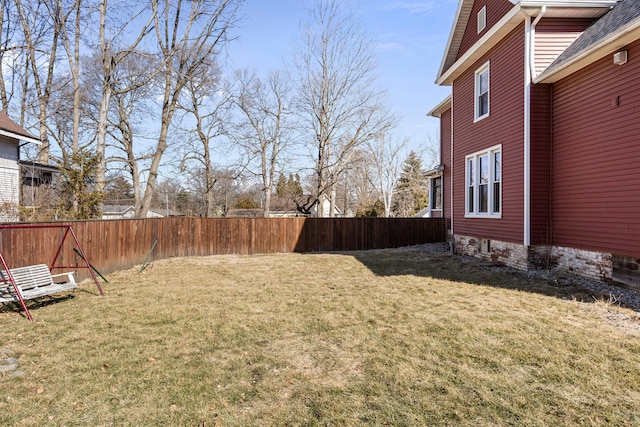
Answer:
xmin=475 ymin=62 xmax=490 ymax=121
xmin=431 ymin=176 xmax=442 ymax=210
xmin=477 ymin=6 xmax=486 ymax=33
xmin=466 ymin=145 xmax=501 ymax=217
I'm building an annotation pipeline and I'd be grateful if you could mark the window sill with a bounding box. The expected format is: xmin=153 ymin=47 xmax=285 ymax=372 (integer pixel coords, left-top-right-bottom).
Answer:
xmin=464 ymin=213 xmax=502 ymax=219
xmin=473 ymin=114 xmax=489 ymax=123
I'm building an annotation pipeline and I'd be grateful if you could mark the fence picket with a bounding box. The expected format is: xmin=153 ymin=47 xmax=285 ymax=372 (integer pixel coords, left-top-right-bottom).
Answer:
xmin=0 ymin=217 xmax=446 ymax=280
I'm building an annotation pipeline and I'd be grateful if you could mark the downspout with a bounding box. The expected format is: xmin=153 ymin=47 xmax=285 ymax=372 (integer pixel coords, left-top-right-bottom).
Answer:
xmin=450 ymin=92 xmax=454 ymax=242
xmin=524 ymin=6 xmax=546 ymax=247
xmin=530 ymin=6 xmax=546 ymax=78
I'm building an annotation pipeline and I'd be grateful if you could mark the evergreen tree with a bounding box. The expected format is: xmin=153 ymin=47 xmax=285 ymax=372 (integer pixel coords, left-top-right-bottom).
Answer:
xmin=104 ymin=174 xmax=134 ymax=205
xmin=57 ymin=150 xmax=104 ymax=219
xmin=276 ymin=173 xmax=303 ymax=196
xmin=286 ymin=173 xmax=303 ymax=196
xmin=394 ymin=151 xmax=429 ymax=217
xmin=235 ymin=197 xmax=259 ymax=209
xmin=276 ymin=173 xmax=287 ymax=195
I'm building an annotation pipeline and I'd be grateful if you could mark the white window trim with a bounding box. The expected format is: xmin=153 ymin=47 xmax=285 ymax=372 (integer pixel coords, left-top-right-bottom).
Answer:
xmin=465 ymin=144 xmax=501 ymax=219
xmin=474 ymin=62 xmax=490 ymax=122
xmin=477 ymin=6 xmax=487 ymax=33
xmin=430 ymin=176 xmax=443 ymax=211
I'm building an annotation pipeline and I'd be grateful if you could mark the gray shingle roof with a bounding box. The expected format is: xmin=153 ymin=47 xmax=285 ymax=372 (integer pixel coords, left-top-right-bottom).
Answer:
xmin=102 ymin=205 xmax=134 ymax=214
xmin=544 ymin=0 xmax=640 ymax=74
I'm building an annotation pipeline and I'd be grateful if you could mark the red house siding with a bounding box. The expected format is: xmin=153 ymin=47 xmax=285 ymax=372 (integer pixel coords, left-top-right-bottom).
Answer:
xmin=441 ymin=108 xmax=452 ymax=222
xmin=552 ymin=38 xmax=640 ymax=258
xmin=453 ymin=24 xmax=525 ymax=243
xmin=530 ymin=83 xmax=552 ymax=245
xmin=457 ymin=0 xmax=515 ymax=61
xmin=534 ymin=18 xmax=594 ymax=77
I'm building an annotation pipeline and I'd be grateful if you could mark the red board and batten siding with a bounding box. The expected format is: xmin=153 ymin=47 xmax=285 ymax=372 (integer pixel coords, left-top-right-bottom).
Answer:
xmin=552 ymin=38 xmax=640 ymax=258
xmin=452 ymin=23 xmax=525 ymax=244
xmin=441 ymin=108 xmax=453 ymax=222
xmin=457 ymin=0 xmax=516 ymax=62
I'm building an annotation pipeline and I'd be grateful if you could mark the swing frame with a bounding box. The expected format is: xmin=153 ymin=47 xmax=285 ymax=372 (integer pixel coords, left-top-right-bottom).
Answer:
xmin=0 ymin=223 xmax=104 ymax=321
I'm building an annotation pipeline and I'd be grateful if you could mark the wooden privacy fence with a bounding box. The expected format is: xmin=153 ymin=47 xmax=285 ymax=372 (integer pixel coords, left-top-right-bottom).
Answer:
xmin=0 ymin=217 xmax=447 ymax=280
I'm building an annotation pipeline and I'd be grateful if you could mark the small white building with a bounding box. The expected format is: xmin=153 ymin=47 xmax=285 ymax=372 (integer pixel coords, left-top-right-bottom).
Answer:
xmin=311 ymin=194 xmax=344 ymax=218
xmin=101 ymin=205 xmax=183 ymax=219
xmin=0 ymin=113 xmax=41 ymax=222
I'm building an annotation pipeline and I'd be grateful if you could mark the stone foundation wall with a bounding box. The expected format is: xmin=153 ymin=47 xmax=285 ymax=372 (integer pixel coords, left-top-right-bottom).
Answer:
xmin=453 ymin=235 xmax=478 ymax=257
xmin=454 ymin=234 xmax=614 ymax=282
xmin=453 ymin=235 xmax=528 ymax=270
xmin=490 ymin=240 xmax=529 ymax=271
xmin=530 ymin=245 xmax=613 ymax=281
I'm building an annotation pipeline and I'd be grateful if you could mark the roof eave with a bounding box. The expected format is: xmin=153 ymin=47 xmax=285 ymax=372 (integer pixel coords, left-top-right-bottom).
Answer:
xmin=0 ymin=129 xmax=41 ymax=145
xmin=427 ymin=95 xmax=452 ymax=117
xmin=520 ymin=1 xmax=618 ymax=8
xmin=17 ymin=160 xmax=59 ymax=173
xmin=437 ymin=6 xmax=526 ymax=86
xmin=436 ymin=0 xmax=472 ymax=86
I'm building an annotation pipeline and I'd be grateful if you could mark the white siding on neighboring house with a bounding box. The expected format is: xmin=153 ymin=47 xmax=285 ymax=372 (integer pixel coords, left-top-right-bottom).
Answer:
xmin=0 ymin=137 xmax=20 ymax=221
xmin=0 ymin=164 xmax=19 ymax=222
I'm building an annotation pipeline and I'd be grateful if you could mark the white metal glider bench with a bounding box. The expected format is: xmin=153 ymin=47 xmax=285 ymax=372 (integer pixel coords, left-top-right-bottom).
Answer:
xmin=0 ymin=264 xmax=77 ymax=305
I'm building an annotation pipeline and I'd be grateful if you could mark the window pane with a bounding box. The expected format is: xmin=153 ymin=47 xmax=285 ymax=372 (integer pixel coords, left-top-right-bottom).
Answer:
xmin=493 ymin=182 xmax=501 ymax=213
xmin=479 ymin=93 xmax=488 ymax=116
xmin=468 ymin=159 xmax=475 ymax=185
xmin=432 ymin=177 xmax=442 ymax=209
xmin=468 ymin=186 xmax=474 ymax=212
xmin=479 ymin=184 xmax=488 ymax=213
xmin=479 ymin=155 xmax=488 ymax=183
xmin=494 ymin=151 xmax=501 ymax=181
xmin=479 ymin=71 xmax=488 ymax=93
xmin=476 ymin=67 xmax=489 ymax=119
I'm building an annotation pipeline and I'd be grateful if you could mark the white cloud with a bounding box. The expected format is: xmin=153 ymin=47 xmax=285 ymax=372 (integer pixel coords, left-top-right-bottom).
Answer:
xmin=385 ymin=2 xmax=436 ymax=14
xmin=376 ymin=41 xmax=404 ymax=51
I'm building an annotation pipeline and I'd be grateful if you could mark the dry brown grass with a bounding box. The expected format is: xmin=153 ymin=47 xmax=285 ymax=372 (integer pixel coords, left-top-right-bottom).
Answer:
xmin=1 ymin=248 xmax=640 ymax=426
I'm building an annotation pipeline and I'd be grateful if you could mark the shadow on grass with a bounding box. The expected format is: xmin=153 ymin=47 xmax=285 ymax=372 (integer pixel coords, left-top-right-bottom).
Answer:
xmin=0 ymin=293 xmax=76 ymax=318
xmin=349 ymin=247 xmax=639 ymax=312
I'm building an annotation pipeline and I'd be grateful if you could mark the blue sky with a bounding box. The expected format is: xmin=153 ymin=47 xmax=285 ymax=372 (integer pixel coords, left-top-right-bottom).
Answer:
xmin=226 ymin=0 xmax=458 ymax=158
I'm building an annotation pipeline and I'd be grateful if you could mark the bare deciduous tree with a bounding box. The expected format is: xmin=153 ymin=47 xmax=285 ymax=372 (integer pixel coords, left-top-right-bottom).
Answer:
xmin=96 ymin=0 xmax=155 ymax=197
xmin=0 ymin=0 xmax=20 ymax=112
xmin=367 ymin=134 xmax=407 ymax=217
xmin=106 ymin=51 xmax=160 ymax=214
xmin=177 ymin=61 xmax=230 ymax=217
xmin=295 ymin=0 xmax=396 ymax=217
xmin=140 ymin=0 xmax=242 ymax=218
xmin=230 ymin=69 xmax=294 ymax=217
xmin=14 ymin=0 xmax=67 ymax=162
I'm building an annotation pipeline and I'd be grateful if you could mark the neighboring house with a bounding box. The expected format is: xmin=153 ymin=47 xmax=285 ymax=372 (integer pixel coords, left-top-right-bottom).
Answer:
xmin=268 ymin=195 xmax=309 ymax=218
xmin=146 ymin=208 xmax=182 ymax=218
xmin=102 ymin=205 xmax=136 ymax=220
xmin=102 ymin=205 xmax=182 ymax=219
xmin=429 ymin=0 xmax=640 ymax=286
xmin=0 ymin=112 xmax=41 ymax=222
xmin=311 ymin=194 xmax=344 ymax=218
xmin=19 ymin=160 xmax=58 ymax=210
xmin=416 ymin=166 xmax=445 ymax=218
xmin=226 ymin=208 xmax=264 ymax=218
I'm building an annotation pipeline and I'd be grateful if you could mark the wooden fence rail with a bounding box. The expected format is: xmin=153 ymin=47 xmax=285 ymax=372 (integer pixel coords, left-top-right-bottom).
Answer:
xmin=0 ymin=217 xmax=447 ymax=280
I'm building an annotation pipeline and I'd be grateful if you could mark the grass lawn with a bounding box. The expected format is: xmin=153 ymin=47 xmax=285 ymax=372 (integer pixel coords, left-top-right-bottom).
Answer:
xmin=1 ymin=247 xmax=640 ymax=426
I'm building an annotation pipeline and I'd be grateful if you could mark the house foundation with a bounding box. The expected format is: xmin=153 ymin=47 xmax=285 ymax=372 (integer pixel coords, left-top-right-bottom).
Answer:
xmin=453 ymin=234 xmax=618 ymax=284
